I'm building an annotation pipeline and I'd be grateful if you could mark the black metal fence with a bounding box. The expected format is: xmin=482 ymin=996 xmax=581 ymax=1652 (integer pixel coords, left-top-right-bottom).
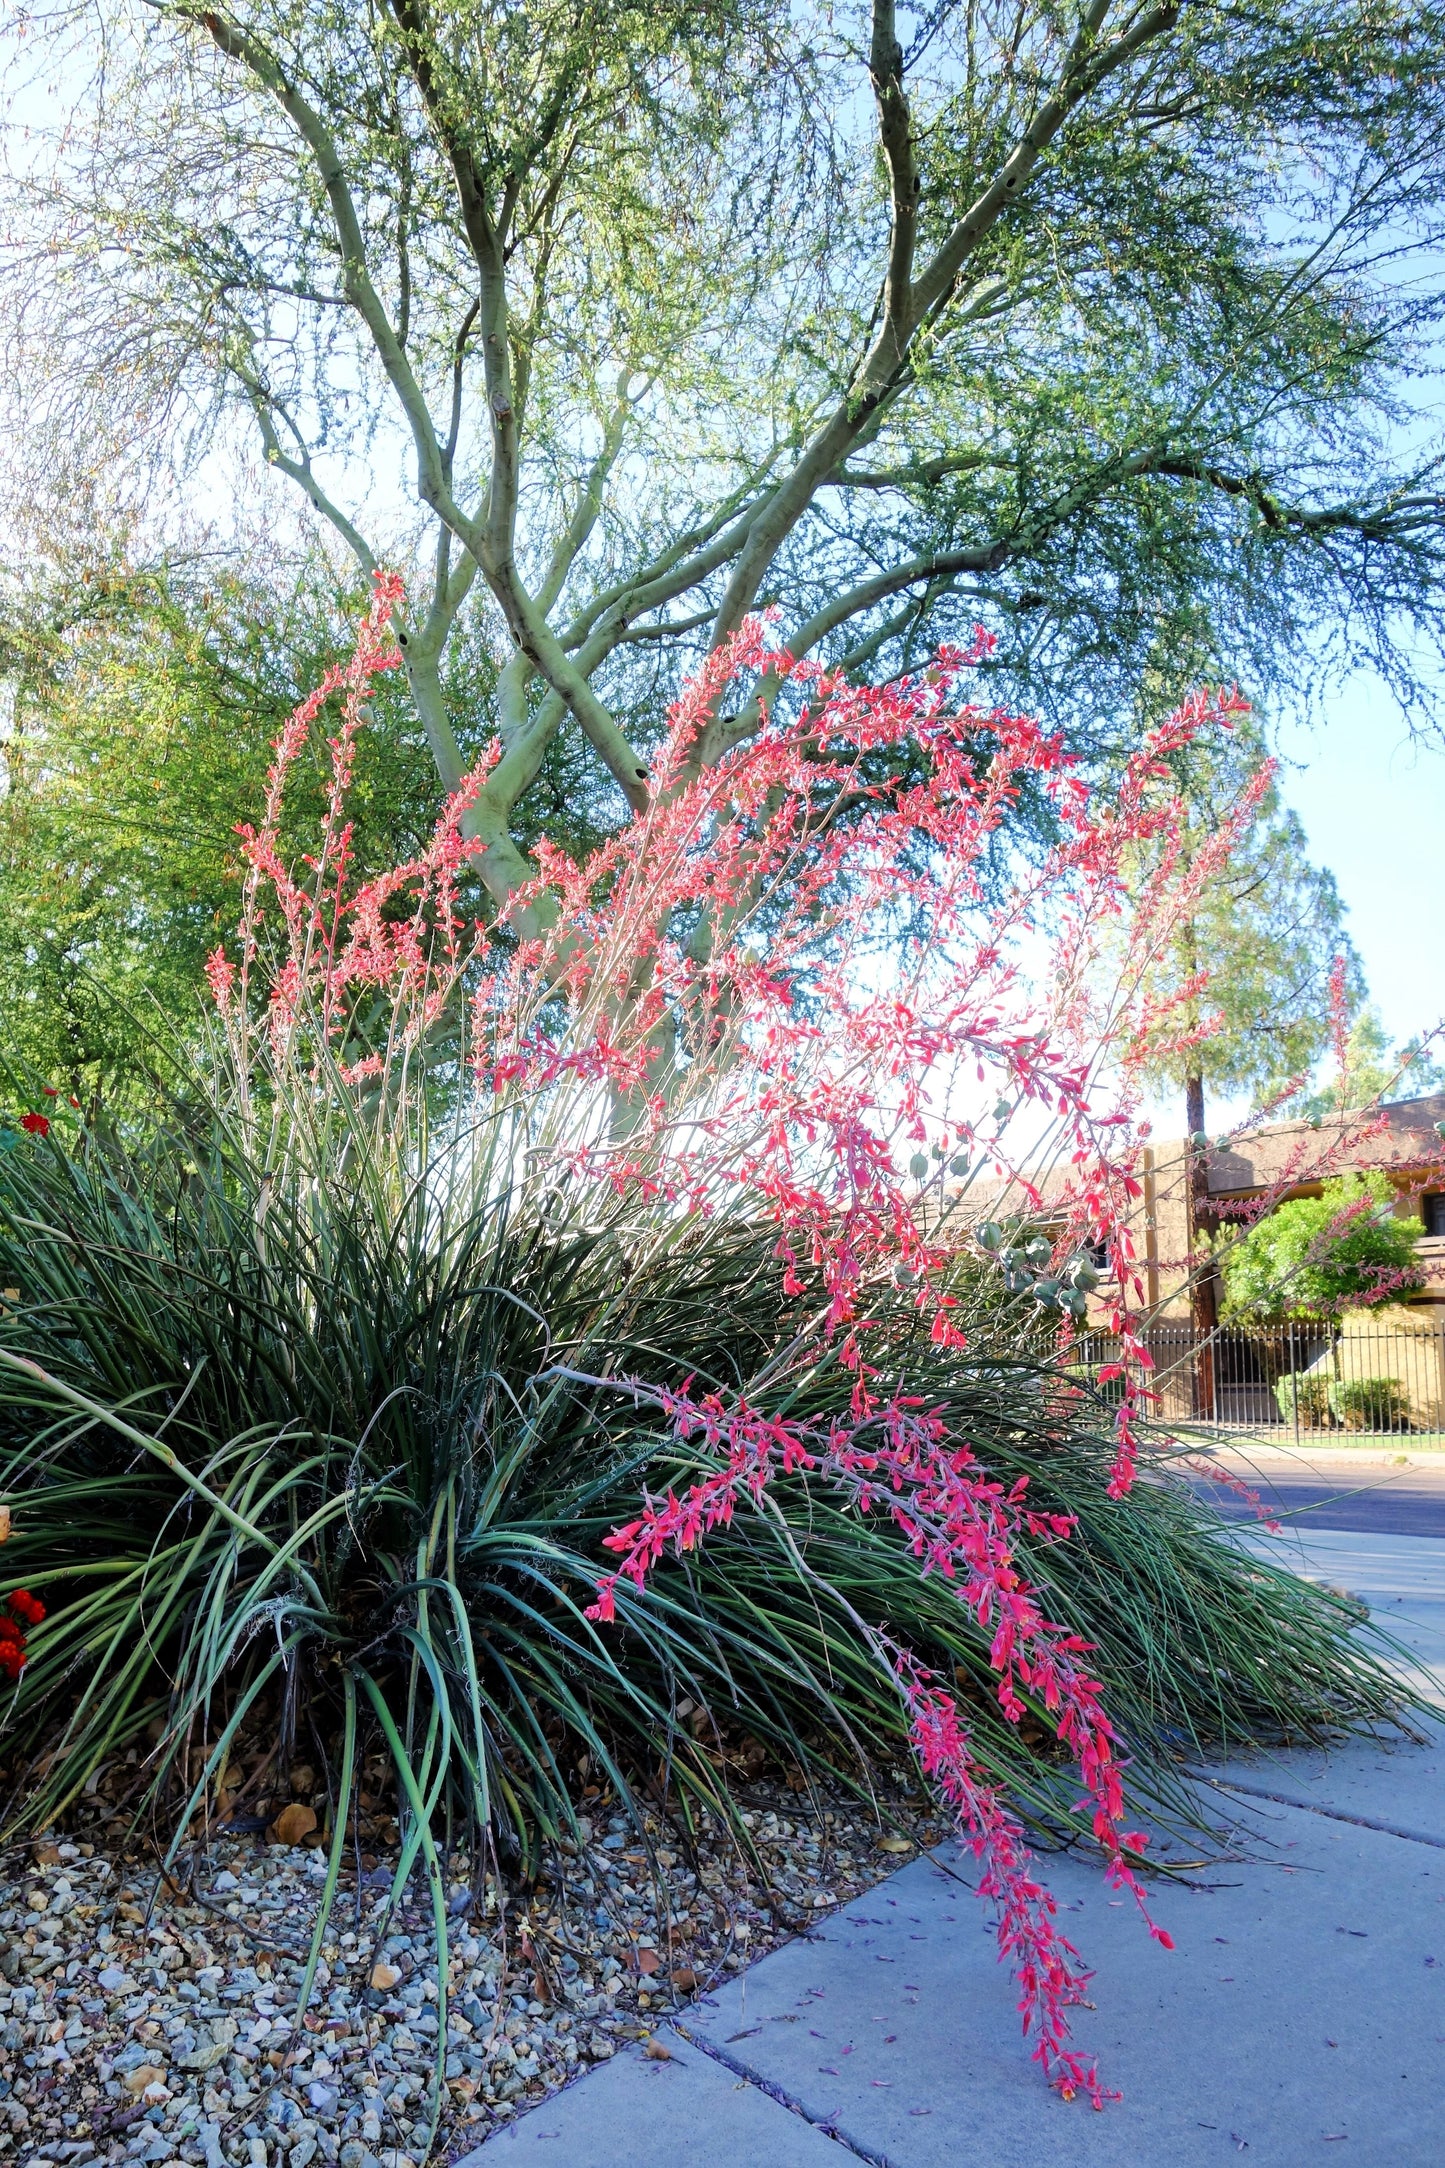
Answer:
xmin=1070 ymin=1321 xmax=1445 ymax=1438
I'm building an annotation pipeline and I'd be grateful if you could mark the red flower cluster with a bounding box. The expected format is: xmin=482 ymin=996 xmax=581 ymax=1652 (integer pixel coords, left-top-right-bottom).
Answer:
xmin=18 ymin=1112 xmax=49 ymax=1138
xmin=578 ymin=1374 xmax=1170 ymax=2104
xmin=0 ymin=1588 xmax=44 ymax=1682
xmin=205 ymin=569 xmax=493 ymax=1072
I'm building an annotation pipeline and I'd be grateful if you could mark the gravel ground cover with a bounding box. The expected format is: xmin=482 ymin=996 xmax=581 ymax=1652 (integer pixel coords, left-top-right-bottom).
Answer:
xmin=0 ymin=1792 xmax=939 ymax=2167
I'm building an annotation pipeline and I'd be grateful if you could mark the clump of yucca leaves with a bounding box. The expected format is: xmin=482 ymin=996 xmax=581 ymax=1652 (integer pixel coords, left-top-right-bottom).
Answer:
xmin=0 ymin=587 xmax=1412 ymax=2116
xmin=0 ymin=1069 xmax=1405 ymax=1848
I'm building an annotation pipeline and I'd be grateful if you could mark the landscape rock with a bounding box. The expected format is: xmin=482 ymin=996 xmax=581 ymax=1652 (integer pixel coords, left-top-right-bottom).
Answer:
xmin=0 ymin=1780 xmax=938 ymax=2161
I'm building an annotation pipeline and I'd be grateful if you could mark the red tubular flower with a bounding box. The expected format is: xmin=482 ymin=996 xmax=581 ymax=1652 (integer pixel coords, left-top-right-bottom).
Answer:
xmin=18 ymin=1112 xmax=50 ymax=1137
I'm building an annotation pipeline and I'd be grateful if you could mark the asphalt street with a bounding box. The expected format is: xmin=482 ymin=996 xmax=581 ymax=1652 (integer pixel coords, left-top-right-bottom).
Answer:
xmin=1190 ymin=1457 xmax=1445 ymax=1537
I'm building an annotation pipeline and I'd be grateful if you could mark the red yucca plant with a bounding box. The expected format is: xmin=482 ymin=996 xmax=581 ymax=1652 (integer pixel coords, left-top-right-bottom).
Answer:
xmin=0 ymin=575 xmax=1407 ymax=2115
xmin=207 ymin=577 xmax=1255 ymax=2104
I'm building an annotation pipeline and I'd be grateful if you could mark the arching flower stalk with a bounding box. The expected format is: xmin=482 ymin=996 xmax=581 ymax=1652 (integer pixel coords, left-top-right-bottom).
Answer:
xmin=201 ymin=574 xmax=1282 ymax=2101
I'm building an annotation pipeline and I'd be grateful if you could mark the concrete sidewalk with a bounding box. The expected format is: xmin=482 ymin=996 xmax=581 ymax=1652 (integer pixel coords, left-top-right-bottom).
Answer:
xmin=459 ymin=1531 xmax=1445 ymax=2168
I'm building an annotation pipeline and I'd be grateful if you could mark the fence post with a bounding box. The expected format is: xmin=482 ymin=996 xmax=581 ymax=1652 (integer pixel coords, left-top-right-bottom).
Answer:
xmin=1289 ymin=1320 xmax=1298 ymax=1446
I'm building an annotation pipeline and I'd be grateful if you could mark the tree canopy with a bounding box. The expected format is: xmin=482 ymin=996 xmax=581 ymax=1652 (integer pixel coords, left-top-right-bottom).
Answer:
xmin=1220 ymin=1171 xmax=1424 ymax=1321
xmin=6 ymin=2 xmax=1445 ymax=902
xmin=0 ymin=556 xmax=503 ymax=1093
xmin=1125 ymin=713 xmax=1358 ymax=1113
xmin=1291 ymin=1008 xmax=1445 ymax=1121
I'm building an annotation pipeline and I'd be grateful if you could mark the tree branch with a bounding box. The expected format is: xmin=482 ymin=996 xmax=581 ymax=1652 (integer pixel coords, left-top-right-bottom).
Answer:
xmin=184 ymin=5 xmax=449 ymax=509
xmin=709 ymin=0 xmax=1180 ymax=653
xmin=1146 ymin=453 xmax=1445 ymax=543
xmin=823 ymin=450 xmax=1003 ymax=491
xmin=869 ymin=0 xmax=919 ymax=379
xmin=536 ymin=377 xmax=634 ymax=615
xmin=909 ymin=4 xmax=1180 ymax=326
xmin=241 ymin=383 xmax=377 ymax=577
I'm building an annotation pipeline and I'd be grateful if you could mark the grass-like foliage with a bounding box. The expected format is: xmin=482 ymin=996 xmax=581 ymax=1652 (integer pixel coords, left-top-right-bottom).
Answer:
xmin=0 ymin=582 xmax=1409 ymax=2112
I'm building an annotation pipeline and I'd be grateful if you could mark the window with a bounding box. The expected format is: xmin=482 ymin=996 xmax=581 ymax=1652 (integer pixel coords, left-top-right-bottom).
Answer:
xmin=1424 ymin=1194 xmax=1445 ymax=1238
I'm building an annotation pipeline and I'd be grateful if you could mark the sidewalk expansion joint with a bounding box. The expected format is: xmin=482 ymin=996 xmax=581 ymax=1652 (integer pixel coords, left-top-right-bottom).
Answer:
xmin=1187 ymin=1769 xmax=1445 ymax=1851
xmin=671 ymin=2018 xmax=904 ymax=2167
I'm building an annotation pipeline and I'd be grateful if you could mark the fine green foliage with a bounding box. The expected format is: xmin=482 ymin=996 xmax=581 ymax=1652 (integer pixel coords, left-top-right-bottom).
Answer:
xmin=0 ymin=559 xmax=433 ymax=1096
xmin=7 ymin=2 xmax=1445 ymax=913
xmin=1222 ymin=1173 xmax=1424 ymax=1322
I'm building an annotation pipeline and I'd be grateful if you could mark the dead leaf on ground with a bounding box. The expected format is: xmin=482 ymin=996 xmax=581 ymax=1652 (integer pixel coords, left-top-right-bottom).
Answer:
xmin=877 ymin=1834 xmax=914 ymax=1854
xmin=669 ymin=1968 xmax=698 ymax=1994
xmin=642 ymin=2038 xmax=674 ymax=2061
xmin=268 ymin=1801 xmax=318 ymax=1847
xmin=635 ymin=1946 xmax=661 ymax=1975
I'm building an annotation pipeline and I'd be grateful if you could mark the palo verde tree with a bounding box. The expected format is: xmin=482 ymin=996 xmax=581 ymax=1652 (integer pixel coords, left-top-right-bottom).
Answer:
xmin=6 ymin=3 xmax=1445 ymax=912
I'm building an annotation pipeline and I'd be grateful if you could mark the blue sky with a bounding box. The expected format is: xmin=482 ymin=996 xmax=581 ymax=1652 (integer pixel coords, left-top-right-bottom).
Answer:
xmin=1275 ymin=673 xmax=1445 ymax=1058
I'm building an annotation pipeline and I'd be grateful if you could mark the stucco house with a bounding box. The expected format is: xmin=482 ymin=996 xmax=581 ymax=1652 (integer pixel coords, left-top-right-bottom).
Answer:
xmin=1073 ymin=1092 xmax=1445 ymax=1430
xmin=1136 ymin=1089 xmax=1445 ymax=1325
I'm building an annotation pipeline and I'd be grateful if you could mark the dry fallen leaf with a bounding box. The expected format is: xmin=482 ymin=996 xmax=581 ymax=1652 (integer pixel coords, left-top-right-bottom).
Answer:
xmin=642 ymin=2038 xmax=674 ymax=2061
xmin=30 ymin=1842 xmax=60 ymax=1868
xmin=268 ymin=1801 xmax=318 ymax=1847
xmin=877 ymin=1834 xmax=914 ymax=1854
xmin=122 ymin=2064 xmax=166 ymax=2095
xmin=369 ymin=1961 xmax=401 ymax=1992
xmin=636 ymin=1946 xmax=661 ymax=1975
xmin=0 ymin=1503 xmax=10 ymax=1543
xmin=669 ymin=1967 xmax=699 ymax=1994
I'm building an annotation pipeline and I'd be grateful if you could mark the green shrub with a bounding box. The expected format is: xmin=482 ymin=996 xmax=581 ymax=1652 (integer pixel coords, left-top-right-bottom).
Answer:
xmin=1221 ymin=1172 xmax=1423 ymax=1322
xmin=0 ymin=607 xmax=1414 ymax=2123
xmin=1274 ymin=1371 xmax=1333 ymax=1428
xmin=1328 ymin=1375 xmax=1412 ymax=1432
